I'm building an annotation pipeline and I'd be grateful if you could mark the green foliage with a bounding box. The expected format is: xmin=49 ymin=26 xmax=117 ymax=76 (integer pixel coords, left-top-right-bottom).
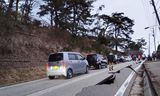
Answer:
xmin=137 ymin=38 xmax=147 ymax=47
xmin=92 ymin=12 xmax=134 ymax=52
xmin=63 ymin=0 xmax=95 ymax=35
xmin=38 ymin=0 xmax=95 ymax=35
xmin=108 ymin=12 xmax=134 ymax=51
xmin=0 ymin=0 xmax=6 ymax=15
xmin=0 ymin=0 xmax=138 ymax=56
xmin=97 ymin=35 xmax=111 ymax=47
xmin=127 ymin=38 xmax=146 ymax=51
xmin=63 ymin=46 xmax=72 ymax=51
xmin=128 ymin=42 xmax=140 ymax=51
xmin=91 ymin=41 xmax=108 ymax=55
xmin=38 ymin=0 xmax=65 ymax=28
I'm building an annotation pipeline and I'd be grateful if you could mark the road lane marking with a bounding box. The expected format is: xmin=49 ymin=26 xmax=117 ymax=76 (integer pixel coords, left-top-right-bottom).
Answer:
xmin=27 ymin=69 xmax=109 ymax=96
xmin=0 ymin=78 xmax=47 ymax=90
xmin=115 ymin=60 xmax=145 ymax=96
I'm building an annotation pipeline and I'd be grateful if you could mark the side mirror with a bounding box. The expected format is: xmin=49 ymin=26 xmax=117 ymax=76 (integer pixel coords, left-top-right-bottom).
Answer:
xmin=83 ymin=57 xmax=86 ymax=60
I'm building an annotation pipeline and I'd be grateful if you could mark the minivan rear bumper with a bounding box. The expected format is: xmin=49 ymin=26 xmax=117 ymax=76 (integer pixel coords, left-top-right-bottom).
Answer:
xmin=47 ymin=68 xmax=67 ymax=77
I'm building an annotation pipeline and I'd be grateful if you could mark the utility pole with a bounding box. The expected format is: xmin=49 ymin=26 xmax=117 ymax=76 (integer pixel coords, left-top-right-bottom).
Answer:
xmin=152 ymin=28 xmax=156 ymax=51
xmin=149 ymin=33 xmax=151 ymax=56
xmin=151 ymin=0 xmax=160 ymax=28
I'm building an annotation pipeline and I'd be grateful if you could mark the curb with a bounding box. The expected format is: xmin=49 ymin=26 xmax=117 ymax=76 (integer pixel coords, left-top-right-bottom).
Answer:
xmin=115 ymin=60 xmax=145 ymax=96
xmin=143 ymin=64 xmax=158 ymax=96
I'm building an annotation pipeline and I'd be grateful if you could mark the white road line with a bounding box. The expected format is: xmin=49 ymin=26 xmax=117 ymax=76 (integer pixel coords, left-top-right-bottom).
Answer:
xmin=115 ymin=60 xmax=145 ymax=96
xmin=27 ymin=69 xmax=108 ymax=96
xmin=0 ymin=78 xmax=47 ymax=90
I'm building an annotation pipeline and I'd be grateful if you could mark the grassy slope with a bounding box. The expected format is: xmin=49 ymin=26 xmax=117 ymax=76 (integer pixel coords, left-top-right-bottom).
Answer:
xmin=0 ymin=26 xmax=94 ymax=86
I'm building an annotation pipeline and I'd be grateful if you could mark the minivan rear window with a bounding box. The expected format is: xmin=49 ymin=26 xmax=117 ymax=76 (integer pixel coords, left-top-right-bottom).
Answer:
xmin=87 ymin=54 xmax=97 ymax=60
xmin=48 ymin=53 xmax=63 ymax=62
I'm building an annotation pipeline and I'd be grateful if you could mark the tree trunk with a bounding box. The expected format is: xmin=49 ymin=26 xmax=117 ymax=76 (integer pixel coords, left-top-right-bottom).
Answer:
xmin=54 ymin=9 xmax=58 ymax=29
xmin=23 ymin=0 xmax=29 ymax=23
xmin=7 ymin=0 xmax=14 ymax=16
xmin=115 ymin=28 xmax=118 ymax=52
xmin=15 ymin=0 xmax=19 ymax=20
xmin=73 ymin=4 xmax=76 ymax=35
xmin=50 ymin=11 xmax=53 ymax=27
xmin=115 ymin=41 xmax=118 ymax=52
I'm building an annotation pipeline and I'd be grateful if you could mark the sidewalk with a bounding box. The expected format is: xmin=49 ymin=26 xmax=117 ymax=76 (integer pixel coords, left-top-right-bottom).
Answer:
xmin=144 ymin=61 xmax=160 ymax=95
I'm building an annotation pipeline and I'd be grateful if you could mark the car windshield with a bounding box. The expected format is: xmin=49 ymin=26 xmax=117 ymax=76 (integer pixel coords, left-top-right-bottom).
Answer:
xmin=88 ymin=54 xmax=97 ymax=59
xmin=48 ymin=53 xmax=63 ymax=62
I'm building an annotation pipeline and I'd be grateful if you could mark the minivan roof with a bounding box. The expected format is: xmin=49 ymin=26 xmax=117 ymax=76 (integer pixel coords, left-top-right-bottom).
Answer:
xmin=50 ymin=51 xmax=81 ymax=55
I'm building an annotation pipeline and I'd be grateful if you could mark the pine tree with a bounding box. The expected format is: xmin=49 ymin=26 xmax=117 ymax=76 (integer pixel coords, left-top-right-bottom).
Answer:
xmin=38 ymin=0 xmax=66 ymax=28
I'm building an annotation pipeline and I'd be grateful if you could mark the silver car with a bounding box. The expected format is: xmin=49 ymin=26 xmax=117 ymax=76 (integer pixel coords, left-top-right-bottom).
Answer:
xmin=46 ymin=52 xmax=89 ymax=79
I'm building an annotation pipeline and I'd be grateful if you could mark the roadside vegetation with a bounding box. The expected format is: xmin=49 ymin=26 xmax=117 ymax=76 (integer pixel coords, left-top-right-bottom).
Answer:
xmin=0 ymin=0 xmax=146 ymax=85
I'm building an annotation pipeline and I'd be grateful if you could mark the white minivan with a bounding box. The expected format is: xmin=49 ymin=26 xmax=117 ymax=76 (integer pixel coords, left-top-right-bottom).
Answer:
xmin=46 ymin=52 xmax=89 ymax=79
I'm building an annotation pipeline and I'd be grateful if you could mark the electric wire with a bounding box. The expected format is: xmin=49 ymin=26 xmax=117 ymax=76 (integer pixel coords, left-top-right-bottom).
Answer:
xmin=156 ymin=0 xmax=160 ymax=6
xmin=140 ymin=0 xmax=152 ymax=25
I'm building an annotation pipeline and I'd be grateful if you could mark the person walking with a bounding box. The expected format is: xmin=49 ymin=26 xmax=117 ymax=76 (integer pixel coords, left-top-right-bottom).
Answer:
xmin=107 ymin=52 xmax=115 ymax=71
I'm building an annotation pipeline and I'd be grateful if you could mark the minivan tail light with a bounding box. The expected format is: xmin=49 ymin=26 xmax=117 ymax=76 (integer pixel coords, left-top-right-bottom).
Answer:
xmin=60 ymin=60 xmax=66 ymax=69
xmin=45 ymin=63 xmax=48 ymax=70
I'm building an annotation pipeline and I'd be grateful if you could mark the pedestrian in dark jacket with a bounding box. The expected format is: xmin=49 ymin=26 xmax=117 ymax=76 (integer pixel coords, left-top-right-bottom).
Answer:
xmin=107 ymin=52 xmax=115 ymax=71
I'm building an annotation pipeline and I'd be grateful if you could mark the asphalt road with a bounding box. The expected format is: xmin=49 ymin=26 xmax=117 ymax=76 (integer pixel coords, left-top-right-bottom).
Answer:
xmin=76 ymin=62 xmax=139 ymax=96
xmin=0 ymin=61 xmax=139 ymax=96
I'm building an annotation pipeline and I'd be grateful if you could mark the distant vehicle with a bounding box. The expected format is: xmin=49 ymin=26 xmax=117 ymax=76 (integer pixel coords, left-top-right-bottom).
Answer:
xmin=86 ymin=54 xmax=107 ymax=69
xmin=118 ymin=56 xmax=125 ymax=62
xmin=46 ymin=52 xmax=89 ymax=79
xmin=142 ymin=54 xmax=146 ymax=60
xmin=124 ymin=56 xmax=132 ymax=61
xmin=116 ymin=56 xmax=127 ymax=63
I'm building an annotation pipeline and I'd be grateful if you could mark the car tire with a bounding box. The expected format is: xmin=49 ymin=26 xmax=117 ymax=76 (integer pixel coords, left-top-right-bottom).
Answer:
xmin=105 ymin=64 xmax=108 ymax=68
xmin=101 ymin=63 xmax=106 ymax=69
xmin=48 ymin=76 xmax=55 ymax=79
xmin=85 ymin=66 xmax=89 ymax=74
xmin=66 ymin=69 xmax=73 ymax=79
xmin=98 ymin=64 xmax=102 ymax=69
xmin=95 ymin=65 xmax=98 ymax=69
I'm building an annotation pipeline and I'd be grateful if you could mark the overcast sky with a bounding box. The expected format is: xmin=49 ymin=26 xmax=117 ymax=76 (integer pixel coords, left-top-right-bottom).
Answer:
xmin=93 ymin=0 xmax=160 ymax=55
xmin=30 ymin=0 xmax=160 ymax=55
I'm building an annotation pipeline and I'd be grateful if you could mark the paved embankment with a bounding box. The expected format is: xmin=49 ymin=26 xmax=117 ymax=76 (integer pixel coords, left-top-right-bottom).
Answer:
xmin=129 ymin=61 xmax=160 ymax=96
xmin=129 ymin=66 xmax=144 ymax=96
xmin=144 ymin=61 xmax=160 ymax=96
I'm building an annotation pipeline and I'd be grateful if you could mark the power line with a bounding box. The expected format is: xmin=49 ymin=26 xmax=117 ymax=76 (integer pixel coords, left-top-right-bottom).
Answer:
xmin=156 ymin=0 xmax=160 ymax=6
xmin=150 ymin=0 xmax=160 ymax=28
xmin=141 ymin=0 xmax=152 ymax=25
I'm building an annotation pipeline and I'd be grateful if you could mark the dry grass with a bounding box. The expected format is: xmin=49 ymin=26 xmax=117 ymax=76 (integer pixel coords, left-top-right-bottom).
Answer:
xmin=0 ymin=61 xmax=46 ymax=86
xmin=0 ymin=27 xmax=95 ymax=86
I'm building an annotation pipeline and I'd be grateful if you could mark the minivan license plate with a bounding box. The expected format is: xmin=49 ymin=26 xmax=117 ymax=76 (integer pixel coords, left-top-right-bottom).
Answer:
xmin=53 ymin=66 xmax=59 ymax=70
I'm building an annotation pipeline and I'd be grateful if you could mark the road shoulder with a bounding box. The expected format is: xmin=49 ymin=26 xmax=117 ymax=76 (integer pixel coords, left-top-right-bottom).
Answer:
xmin=145 ymin=61 xmax=160 ymax=95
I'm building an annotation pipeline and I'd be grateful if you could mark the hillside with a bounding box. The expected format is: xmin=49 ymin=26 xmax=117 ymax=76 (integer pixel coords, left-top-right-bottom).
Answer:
xmin=0 ymin=25 xmax=103 ymax=86
xmin=0 ymin=0 xmax=135 ymax=86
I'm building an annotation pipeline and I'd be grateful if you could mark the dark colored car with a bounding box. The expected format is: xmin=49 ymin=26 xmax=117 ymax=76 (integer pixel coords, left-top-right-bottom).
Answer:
xmin=117 ymin=56 xmax=125 ymax=63
xmin=86 ymin=54 xmax=107 ymax=69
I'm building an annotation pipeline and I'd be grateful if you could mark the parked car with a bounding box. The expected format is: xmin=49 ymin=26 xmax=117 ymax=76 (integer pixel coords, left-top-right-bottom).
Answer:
xmin=118 ymin=56 xmax=125 ymax=62
xmin=86 ymin=54 xmax=107 ymax=69
xmin=46 ymin=52 xmax=89 ymax=79
xmin=124 ymin=56 xmax=132 ymax=61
